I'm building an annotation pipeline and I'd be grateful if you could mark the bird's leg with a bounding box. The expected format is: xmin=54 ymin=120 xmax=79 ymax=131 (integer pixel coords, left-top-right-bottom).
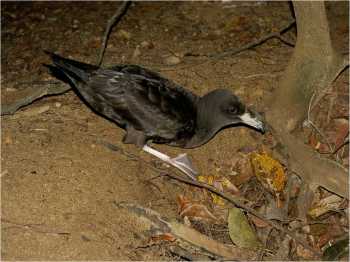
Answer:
xmin=142 ymin=145 xmax=198 ymax=180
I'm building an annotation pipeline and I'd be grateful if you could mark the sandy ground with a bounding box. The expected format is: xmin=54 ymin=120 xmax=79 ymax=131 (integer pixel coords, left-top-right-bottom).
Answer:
xmin=1 ymin=1 xmax=348 ymax=260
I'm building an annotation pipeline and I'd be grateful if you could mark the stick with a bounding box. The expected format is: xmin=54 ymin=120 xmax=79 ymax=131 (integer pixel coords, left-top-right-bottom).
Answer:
xmin=115 ymin=202 xmax=257 ymax=260
xmin=97 ymin=1 xmax=131 ymax=66
xmin=2 ymin=218 xmax=70 ymax=236
xmin=311 ymin=56 xmax=349 ymax=111
xmin=207 ymin=20 xmax=296 ymax=60
xmin=1 ymin=82 xmax=70 ymax=116
xmin=159 ymin=19 xmax=296 ymax=72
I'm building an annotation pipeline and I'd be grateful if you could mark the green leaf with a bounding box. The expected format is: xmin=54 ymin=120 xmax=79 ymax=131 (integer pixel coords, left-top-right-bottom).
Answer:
xmin=322 ymin=236 xmax=349 ymax=261
xmin=228 ymin=207 xmax=262 ymax=249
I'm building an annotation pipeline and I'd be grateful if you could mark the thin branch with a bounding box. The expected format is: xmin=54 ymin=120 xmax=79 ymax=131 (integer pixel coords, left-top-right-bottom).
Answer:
xmin=1 ymin=82 xmax=70 ymax=116
xmin=311 ymin=56 xmax=349 ymax=111
xmin=304 ymin=59 xmax=350 ymax=153
xmin=159 ymin=19 xmax=295 ymax=72
xmin=97 ymin=1 xmax=131 ymax=66
xmin=332 ymin=134 xmax=349 ymax=155
xmin=207 ymin=19 xmax=296 ymax=60
xmin=2 ymin=218 xmax=70 ymax=236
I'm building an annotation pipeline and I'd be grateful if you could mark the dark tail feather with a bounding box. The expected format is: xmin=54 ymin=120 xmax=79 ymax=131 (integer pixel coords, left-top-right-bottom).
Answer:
xmin=44 ymin=51 xmax=98 ymax=84
xmin=43 ymin=64 xmax=70 ymax=83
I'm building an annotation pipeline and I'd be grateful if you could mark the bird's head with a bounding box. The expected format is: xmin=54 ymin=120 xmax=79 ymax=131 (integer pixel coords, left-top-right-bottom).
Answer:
xmin=200 ymin=89 xmax=265 ymax=132
xmin=185 ymin=89 xmax=265 ymax=148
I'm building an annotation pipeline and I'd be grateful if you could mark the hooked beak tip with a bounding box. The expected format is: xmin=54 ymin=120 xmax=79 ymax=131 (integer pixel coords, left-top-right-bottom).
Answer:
xmin=259 ymin=124 xmax=266 ymax=134
xmin=239 ymin=111 xmax=266 ymax=134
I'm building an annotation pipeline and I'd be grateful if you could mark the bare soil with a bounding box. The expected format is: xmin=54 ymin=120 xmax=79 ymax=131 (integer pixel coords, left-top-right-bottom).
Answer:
xmin=1 ymin=1 xmax=348 ymax=260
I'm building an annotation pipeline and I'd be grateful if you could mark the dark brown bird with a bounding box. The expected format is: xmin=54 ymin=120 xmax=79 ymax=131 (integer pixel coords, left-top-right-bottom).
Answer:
xmin=45 ymin=51 xmax=265 ymax=179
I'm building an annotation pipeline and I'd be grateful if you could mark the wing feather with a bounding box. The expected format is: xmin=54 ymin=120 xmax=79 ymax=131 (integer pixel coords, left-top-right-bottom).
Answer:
xmin=84 ymin=65 xmax=198 ymax=142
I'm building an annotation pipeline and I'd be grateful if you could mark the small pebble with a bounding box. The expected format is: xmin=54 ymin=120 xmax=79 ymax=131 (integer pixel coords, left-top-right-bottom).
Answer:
xmin=140 ymin=41 xmax=149 ymax=48
xmin=6 ymin=87 xmax=17 ymax=92
xmin=132 ymin=45 xmax=141 ymax=59
xmin=13 ymin=105 xmax=50 ymax=119
xmin=0 ymin=169 xmax=9 ymax=178
xmin=164 ymin=55 xmax=181 ymax=65
xmin=140 ymin=41 xmax=153 ymax=49
xmin=72 ymin=20 xmax=79 ymax=29
xmin=55 ymin=102 xmax=62 ymax=108
xmin=116 ymin=29 xmax=131 ymax=40
xmin=4 ymin=136 xmax=12 ymax=145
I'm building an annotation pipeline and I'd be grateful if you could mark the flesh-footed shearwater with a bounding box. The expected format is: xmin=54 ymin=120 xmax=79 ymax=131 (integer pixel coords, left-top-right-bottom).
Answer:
xmin=45 ymin=51 xmax=265 ymax=180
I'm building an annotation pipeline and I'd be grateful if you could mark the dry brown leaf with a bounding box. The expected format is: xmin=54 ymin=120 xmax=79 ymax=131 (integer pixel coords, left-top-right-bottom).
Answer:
xmin=333 ymin=119 xmax=349 ymax=148
xmin=177 ymin=195 xmax=217 ymax=221
xmin=198 ymin=175 xmax=239 ymax=205
xmin=308 ymin=195 xmax=344 ymax=218
xmin=248 ymin=214 xmax=269 ymax=228
xmin=151 ymin=233 xmax=176 ymax=242
xmin=232 ymin=155 xmax=254 ymax=186
xmin=309 ymin=132 xmax=319 ymax=149
xmin=296 ymin=244 xmax=319 ymax=260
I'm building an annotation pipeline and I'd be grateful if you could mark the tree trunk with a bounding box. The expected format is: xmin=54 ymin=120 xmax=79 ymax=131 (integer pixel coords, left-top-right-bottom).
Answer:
xmin=266 ymin=1 xmax=348 ymax=197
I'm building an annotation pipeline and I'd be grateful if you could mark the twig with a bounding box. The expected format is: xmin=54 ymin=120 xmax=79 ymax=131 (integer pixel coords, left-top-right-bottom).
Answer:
xmin=311 ymin=56 xmax=349 ymax=111
xmin=2 ymin=218 xmax=70 ymax=236
xmin=305 ymin=92 xmax=335 ymax=152
xmin=162 ymin=171 xmax=320 ymax=254
xmin=14 ymin=80 xmax=62 ymax=88
xmin=332 ymin=134 xmax=349 ymax=155
xmin=159 ymin=19 xmax=295 ymax=72
xmin=1 ymin=82 xmax=70 ymax=116
xmin=99 ymin=139 xmax=321 ymax=257
xmin=303 ymin=56 xmax=349 ymax=157
xmin=115 ymin=202 xmax=257 ymax=260
xmin=238 ymin=72 xmax=281 ymax=79
xmin=97 ymin=1 xmax=131 ymax=66
xmin=206 ymin=20 xmax=296 ymax=60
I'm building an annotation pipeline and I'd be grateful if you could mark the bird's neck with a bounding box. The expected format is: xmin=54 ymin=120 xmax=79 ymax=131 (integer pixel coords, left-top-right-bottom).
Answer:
xmin=184 ymin=97 xmax=220 ymax=148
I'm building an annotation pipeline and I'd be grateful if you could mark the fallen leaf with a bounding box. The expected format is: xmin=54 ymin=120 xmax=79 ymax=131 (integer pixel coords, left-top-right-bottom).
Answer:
xmin=151 ymin=233 xmax=176 ymax=242
xmin=248 ymin=214 xmax=269 ymax=228
xmin=308 ymin=195 xmax=344 ymax=218
xmin=177 ymin=195 xmax=217 ymax=222
xmin=333 ymin=118 xmax=349 ymax=149
xmin=228 ymin=207 xmax=262 ymax=249
xmin=232 ymin=155 xmax=254 ymax=186
xmin=308 ymin=132 xmax=319 ymax=149
xmin=322 ymin=236 xmax=349 ymax=260
xmin=296 ymin=244 xmax=318 ymax=260
xmin=250 ymin=151 xmax=287 ymax=193
xmin=198 ymin=175 xmax=239 ymax=205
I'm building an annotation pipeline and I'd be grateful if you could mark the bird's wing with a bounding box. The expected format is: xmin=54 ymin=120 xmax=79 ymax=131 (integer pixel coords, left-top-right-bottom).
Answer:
xmin=87 ymin=66 xmax=198 ymax=141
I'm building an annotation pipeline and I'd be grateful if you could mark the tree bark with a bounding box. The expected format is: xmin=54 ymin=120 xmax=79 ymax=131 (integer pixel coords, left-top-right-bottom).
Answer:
xmin=266 ymin=1 xmax=348 ymax=197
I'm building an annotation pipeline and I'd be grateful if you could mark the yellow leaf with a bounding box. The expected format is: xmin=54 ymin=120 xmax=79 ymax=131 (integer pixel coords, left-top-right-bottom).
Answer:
xmin=250 ymin=152 xmax=286 ymax=193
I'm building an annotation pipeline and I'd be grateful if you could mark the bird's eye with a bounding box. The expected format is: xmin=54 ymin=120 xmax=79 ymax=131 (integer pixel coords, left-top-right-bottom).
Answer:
xmin=228 ymin=106 xmax=238 ymax=114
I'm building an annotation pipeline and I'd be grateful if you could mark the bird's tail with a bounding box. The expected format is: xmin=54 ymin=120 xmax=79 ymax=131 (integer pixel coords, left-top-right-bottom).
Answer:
xmin=44 ymin=51 xmax=99 ymax=85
